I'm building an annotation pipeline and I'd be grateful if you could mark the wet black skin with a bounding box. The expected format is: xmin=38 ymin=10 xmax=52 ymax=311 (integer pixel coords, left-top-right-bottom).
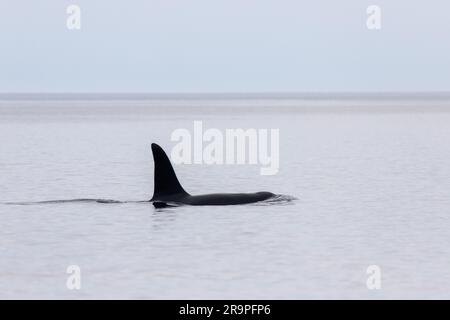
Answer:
xmin=153 ymin=191 xmax=275 ymax=206
xmin=150 ymin=143 xmax=275 ymax=207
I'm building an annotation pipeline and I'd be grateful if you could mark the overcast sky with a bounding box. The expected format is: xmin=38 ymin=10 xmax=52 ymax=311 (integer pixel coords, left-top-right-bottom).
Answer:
xmin=1 ymin=0 xmax=449 ymax=93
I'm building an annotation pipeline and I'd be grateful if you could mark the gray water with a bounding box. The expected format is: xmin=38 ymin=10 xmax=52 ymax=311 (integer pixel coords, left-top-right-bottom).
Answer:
xmin=1 ymin=101 xmax=450 ymax=299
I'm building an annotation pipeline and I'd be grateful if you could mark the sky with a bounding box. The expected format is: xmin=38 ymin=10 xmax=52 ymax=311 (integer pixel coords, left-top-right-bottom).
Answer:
xmin=0 ymin=0 xmax=449 ymax=93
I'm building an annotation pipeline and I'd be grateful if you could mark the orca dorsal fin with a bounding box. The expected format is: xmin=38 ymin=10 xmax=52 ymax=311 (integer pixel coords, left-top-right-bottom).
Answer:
xmin=151 ymin=143 xmax=188 ymax=200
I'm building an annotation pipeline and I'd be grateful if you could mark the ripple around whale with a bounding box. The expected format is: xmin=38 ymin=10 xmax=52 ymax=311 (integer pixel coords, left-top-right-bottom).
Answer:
xmin=4 ymin=199 xmax=141 ymax=205
xmin=3 ymin=194 xmax=296 ymax=207
xmin=252 ymin=194 xmax=298 ymax=206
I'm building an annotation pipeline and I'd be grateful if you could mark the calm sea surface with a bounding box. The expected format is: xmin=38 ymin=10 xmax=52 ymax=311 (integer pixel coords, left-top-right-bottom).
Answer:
xmin=1 ymin=100 xmax=450 ymax=299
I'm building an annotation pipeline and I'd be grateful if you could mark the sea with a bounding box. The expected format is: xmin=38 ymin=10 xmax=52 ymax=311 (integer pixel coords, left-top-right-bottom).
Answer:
xmin=1 ymin=95 xmax=450 ymax=299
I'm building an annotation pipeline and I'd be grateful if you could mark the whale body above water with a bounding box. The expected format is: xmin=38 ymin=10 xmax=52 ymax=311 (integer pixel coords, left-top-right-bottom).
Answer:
xmin=150 ymin=143 xmax=275 ymax=207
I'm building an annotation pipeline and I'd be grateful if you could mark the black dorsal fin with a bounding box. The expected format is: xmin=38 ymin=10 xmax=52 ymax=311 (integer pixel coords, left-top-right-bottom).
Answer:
xmin=150 ymin=143 xmax=188 ymax=200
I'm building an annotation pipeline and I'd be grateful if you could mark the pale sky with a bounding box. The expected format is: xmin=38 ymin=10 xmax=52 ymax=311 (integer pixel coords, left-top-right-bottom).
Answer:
xmin=1 ymin=0 xmax=449 ymax=93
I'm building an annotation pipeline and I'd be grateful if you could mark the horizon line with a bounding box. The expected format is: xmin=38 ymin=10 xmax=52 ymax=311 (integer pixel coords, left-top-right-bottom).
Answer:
xmin=1 ymin=91 xmax=450 ymax=101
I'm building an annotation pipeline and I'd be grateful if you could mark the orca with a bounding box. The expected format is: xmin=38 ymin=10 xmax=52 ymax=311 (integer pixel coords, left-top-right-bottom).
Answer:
xmin=150 ymin=143 xmax=275 ymax=207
